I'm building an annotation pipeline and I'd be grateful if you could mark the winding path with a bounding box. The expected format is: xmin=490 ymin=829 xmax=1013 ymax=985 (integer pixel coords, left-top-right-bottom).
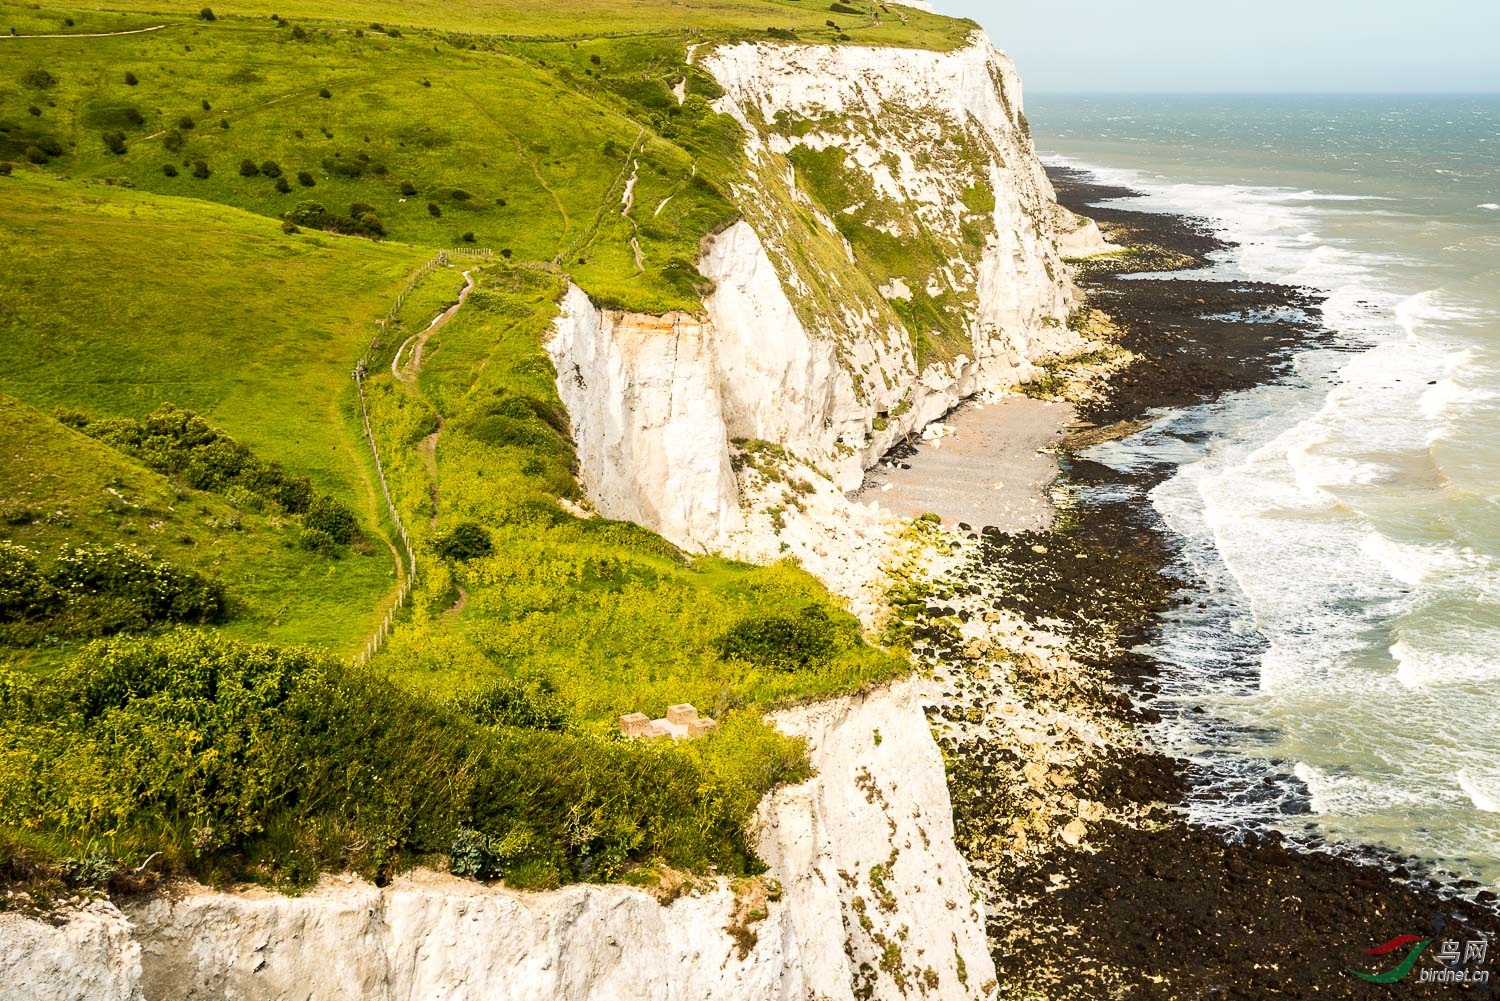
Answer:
xmin=1 ymin=23 xmax=165 ymax=39
xmin=392 ymin=269 xmax=475 ymax=383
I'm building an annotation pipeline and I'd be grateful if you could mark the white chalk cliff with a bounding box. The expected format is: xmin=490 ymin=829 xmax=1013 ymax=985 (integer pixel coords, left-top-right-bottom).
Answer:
xmin=547 ymin=33 xmax=1107 ymax=575
xmin=2 ymin=680 xmax=994 ymax=1001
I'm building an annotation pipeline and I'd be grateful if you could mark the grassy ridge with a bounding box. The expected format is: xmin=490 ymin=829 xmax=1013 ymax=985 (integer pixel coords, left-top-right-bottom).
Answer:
xmin=9 ymin=0 xmax=974 ymax=47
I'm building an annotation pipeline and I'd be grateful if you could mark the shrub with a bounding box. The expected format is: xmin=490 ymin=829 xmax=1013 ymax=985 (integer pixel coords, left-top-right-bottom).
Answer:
xmin=21 ymin=69 xmax=57 ymax=89
xmin=274 ymin=176 xmax=291 ymax=193
xmin=298 ymin=527 xmax=340 ymax=556
xmin=358 ymin=211 xmax=384 ymax=236
xmin=765 ymin=27 xmax=797 ymax=40
xmin=427 ymin=201 xmax=441 ymax=217
xmin=200 ymin=99 xmax=211 ymax=111
xmin=259 ymin=160 xmax=282 ymax=177
xmin=238 ymin=159 xmax=259 ymax=177
xmin=449 ymin=679 xmax=569 ymax=731
xmin=448 ymin=188 xmax=472 ymax=202
xmin=280 ymin=219 xmax=299 ymax=233
xmin=0 ymin=544 xmax=56 ymax=623
xmin=292 ymin=25 xmax=308 ymax=41
xmin=349 ymin=201 xmax=376 ymax=217
xmin=199 ymin=7 xmax=216 ymax=20
xmin=297 ymin=170 xmax=315 ymax=187
xmin=178 ymin=115 xmax=195 ymax=130
xmin=69 ymin=405 xmax=316 ymax=514
xmin=0 ymin=163 xmax=12 ymax=176
xmin=399 ymin=180 xmax=416 ymax=196
xmin=102 ymin=131 xmax=127 ymax=155
xmin=162 ymin=128 xmax=184 ymax=152
xmin=24 ymin=146 xmax=47 ymax=165
xmin=303 ymin=496 xmax=358 ymax=544
xmin=27 ymin=106 xmax=40 ymax=117
xmin=191 ymin=159 xmax=210 ymax=178
xmin=318 ymin=87 xmax=331 ymax=99
xmin=162 ymin=163 xmax=178 ymax=177
xmin=717 ymin=604 xmax=845 ymax=671
xmin=460 ymin=231 xmax=475 ymax=243
xmin=49 ymin=543 xmax=227 ymax=629
xmin=433 ymin=522 xmax=492 ymax=562
xmin=124 ymin=71 xmax=138 ymax=86
xmin=124 ymin=108 xmax=144 ymax=126
xmin=830 ymin=1 xmax=863 ymax=13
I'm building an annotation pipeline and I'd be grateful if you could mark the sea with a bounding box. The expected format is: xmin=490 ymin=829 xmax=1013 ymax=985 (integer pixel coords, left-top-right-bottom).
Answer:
xmin=1028 ymin=94 xmax=1500 ymax=889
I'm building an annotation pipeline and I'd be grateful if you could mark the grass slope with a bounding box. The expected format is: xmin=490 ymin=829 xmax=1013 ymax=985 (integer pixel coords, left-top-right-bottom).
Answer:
xmin=0 ymin=397 xmax=394 ymax=668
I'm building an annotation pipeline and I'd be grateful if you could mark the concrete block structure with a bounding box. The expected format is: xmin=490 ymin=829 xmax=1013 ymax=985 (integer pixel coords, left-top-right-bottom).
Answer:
xmin=619 ymin=703 xmax=719 ymax=741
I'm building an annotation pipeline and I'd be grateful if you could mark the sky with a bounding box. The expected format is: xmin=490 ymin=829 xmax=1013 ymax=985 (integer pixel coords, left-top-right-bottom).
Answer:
xmin=937 ymin=0 xmax=1500 ymax=94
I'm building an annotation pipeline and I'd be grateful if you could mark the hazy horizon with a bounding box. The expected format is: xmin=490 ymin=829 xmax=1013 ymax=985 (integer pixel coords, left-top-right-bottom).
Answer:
xmin=939 ymin=1 xmax=1500 ymax=95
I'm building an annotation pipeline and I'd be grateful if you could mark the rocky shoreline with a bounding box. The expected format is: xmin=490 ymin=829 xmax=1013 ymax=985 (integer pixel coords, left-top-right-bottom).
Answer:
xmin=903 ymin=166 xmax=1500 ymax=998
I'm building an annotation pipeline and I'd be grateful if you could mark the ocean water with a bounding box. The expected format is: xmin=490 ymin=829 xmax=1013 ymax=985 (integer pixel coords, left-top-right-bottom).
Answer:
xmin=1028 ymin=95 xmax=1500 ymax=886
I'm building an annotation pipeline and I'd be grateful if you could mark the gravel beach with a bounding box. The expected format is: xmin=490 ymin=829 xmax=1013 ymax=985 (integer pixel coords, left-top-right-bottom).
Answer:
xmin=853 ymin=396 xmax=1074 ymax=534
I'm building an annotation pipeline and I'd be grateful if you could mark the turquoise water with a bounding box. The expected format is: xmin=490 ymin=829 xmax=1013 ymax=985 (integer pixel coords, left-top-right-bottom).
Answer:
xmin=1029 ymin=95 xmax=1500 ymax=886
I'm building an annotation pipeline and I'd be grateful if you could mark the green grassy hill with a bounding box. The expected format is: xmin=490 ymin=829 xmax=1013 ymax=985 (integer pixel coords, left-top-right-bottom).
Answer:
xmin=0 ymin=0 xmax=966 ymax=895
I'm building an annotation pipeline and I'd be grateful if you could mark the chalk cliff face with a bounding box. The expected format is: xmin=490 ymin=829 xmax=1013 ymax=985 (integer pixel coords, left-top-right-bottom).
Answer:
xmin=546 ymin=33 xmax=1108 ymax=562
xmin=3 ymin=681 xmax=992 ymax=1001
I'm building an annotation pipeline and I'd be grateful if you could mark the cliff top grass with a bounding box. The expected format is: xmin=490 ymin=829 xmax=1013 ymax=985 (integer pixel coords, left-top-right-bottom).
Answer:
xmin=1 ymin=0 xmax=976 ymax=48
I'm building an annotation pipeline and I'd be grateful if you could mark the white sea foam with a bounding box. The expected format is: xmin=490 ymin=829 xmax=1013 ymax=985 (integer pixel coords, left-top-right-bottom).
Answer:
xmin=1458 ymin=770 xmax=1500 ymax=813
xmin=1392 ymin=638 xmax=1500 ymax=688
xmin=1479 ymin=203 xmax=1500 ymax=211
xmin=1294 ymin=762 xmax=1428 ymax=815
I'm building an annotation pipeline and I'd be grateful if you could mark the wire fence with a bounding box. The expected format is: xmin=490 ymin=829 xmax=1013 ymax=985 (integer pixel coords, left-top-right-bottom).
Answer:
xmin=351 ymin=248 xmax=492 ymax=666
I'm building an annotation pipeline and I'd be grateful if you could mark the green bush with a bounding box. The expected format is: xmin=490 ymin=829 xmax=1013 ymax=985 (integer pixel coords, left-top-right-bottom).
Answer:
xmin=283 ymin=200 xmax=384 ymax=239
xmin=260 ymin=161 xmax=282 ymax=178
xmin=399 ymin=180 xmax=417 ymax=196
xmin=102 ymin=131 xmax=126 ymax=155
xmin=21 ymin=69 xmax=57 ymax=90
xmin=0 ymin=163 xmax=12 ymax=177
xmin=66 ymin=404 xmax=317 ymax=514
xmin=298 ymin=527 xmax=340 ymax=556
xmin=162 ymin=128 xmax=184 ymax=153
xmin=163 ymin=163 xmax=178 ymax=177
xmin=303 ymin=496 xmax=358 ymax=544
xmin=427 ymin=201 xmax=441 ymax=217
xmin=0 ymin=544 xmax=56 ymax=623
xmin=717 ymin=604 xmax=847 ymax=671
xmin=449 ymin=678 xmax=569 ymax=731
xmin=199 ymin=7 xmax=216 ymax=21
xmin=274 ymin=176 xmax=291 ymax=193
xmin=50 ymin=544 xmax=227 ymax=627
xmin=433 ymin=522 xmax=492 ymax=562
xmin=24 ymin=146 xmax=47 ymax=165
xmin=124 ymin=71 xmax=138 ymax=86
xmin=192 ymin=160 xmax=210 ymax=178
xmin=178 ymin=115 xmax=196 ymax=130
xmin=239 ymin=159 xmax=260 ymax=177
xmin=297 ymin=170 xmax=315 ymax=187
xmin=0 ymin=632 xmax=793 ymax=888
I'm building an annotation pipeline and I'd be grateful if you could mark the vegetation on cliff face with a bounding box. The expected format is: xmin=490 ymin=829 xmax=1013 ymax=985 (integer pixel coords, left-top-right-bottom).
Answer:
xmin=0 ymin=0 xmax=970 ymax=891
